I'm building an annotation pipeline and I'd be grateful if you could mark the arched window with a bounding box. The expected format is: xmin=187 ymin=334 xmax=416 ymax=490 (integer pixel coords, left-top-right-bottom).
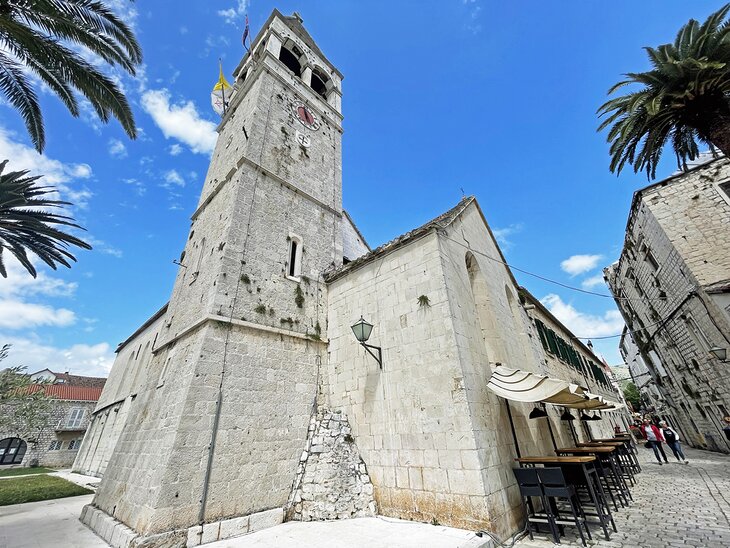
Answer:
xmin=0 ymin=437 xmax=27 ymax=465
xmin=278 ymin=45 xmax=302 ymax=77
xmin=310 ymin=67 xmax=329 ymax=99
xmin=287 ymin=234 xmax=303 ymax=279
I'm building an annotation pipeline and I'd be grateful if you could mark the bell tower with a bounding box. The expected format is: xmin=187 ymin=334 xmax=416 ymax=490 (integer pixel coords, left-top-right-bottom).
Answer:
xmin=85 ymin=11 xmax=348 ymax=546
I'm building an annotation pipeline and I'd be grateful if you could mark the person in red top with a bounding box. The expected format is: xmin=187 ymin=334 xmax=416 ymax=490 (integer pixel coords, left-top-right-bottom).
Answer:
xmin=639 ymin=418 xmax=669 ymax=465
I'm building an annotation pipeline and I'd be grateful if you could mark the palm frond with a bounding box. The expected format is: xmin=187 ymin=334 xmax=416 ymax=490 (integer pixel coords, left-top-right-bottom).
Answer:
xmin=0 ymin=53 xmax=44 ymax=152
xmin=598 ymin=3 xmax=730 ymax=177
xmin=0 ymin=0 xmax=141 ymax=151
xmin=0 ymin=160 xmax=91 ymax=278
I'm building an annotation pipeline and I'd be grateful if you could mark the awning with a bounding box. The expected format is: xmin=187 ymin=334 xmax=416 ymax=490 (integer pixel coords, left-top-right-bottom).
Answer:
xmin=487 ymin=365 xmax=588 ymax=404
xmin=487 ymin=366 xmax=622 ymax=409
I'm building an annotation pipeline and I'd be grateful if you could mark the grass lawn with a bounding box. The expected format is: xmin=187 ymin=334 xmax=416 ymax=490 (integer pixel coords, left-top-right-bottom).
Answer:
xmin=0 ymin=475 xmax=92 ymax=506
xmin=0 ymin=467 xmax=55 ymax=478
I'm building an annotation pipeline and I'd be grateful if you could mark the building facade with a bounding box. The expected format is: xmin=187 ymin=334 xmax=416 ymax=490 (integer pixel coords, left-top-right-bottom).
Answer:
xmin=0 ymin=373 xmax=104 ymax=468
xmin=79 ymin=11 xmax=628 ymax=547
xmin=605 ymin=157 xmax=730 ymax=453
xmin=618 ymin=326 xmax=664 ymax=414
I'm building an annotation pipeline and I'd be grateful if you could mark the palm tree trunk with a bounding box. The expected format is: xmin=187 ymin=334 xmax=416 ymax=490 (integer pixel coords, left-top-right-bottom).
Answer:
xmin=705 ymin=114 xmax=730 ymax=158
xmin=693 ymin=99 xmax=730 ymax=158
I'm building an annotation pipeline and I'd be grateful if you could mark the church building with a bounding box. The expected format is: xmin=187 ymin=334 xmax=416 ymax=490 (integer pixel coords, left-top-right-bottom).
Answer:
xmin=77 ymin=11 xmax=626 ymax=547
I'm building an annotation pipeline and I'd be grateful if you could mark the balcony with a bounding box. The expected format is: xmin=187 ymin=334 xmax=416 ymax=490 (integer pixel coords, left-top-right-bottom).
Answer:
xmin=55 ymin=418 xmax=89 ymax=432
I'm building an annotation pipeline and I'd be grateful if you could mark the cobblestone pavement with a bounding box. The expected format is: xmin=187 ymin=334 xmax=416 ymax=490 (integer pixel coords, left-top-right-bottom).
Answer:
xmin=513 ymin=445 xmax=730 ymax=548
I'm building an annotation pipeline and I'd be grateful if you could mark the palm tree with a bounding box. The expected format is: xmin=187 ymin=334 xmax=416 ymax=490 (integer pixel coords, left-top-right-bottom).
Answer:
xmin=0 ymin=0 xmax=142 ymax=152
xmin=598 ymin=4 xmax=730 ymax=178
xmin=0 ymin=160 xmax=91 ymax=278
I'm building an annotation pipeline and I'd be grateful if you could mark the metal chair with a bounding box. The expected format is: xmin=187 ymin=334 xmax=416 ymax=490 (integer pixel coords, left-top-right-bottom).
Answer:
xmin=513 ymin=467 xmax=560 ymax=543
xmin=538 ymin=467 xmax=591 ymax=547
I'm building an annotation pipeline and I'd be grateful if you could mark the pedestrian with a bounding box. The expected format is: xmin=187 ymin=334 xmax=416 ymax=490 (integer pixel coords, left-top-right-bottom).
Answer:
xmin=659 ymin=420 xmax=688 ymax=464
xmin=639 ymin=418 xmax=669 ymax=465
xmin=723 ymin=416 xmax=730 ymax=441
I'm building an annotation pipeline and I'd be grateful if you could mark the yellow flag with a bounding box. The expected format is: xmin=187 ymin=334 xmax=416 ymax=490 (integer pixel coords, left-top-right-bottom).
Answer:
xmin=211 ymin=61 xmax=232 ymax=116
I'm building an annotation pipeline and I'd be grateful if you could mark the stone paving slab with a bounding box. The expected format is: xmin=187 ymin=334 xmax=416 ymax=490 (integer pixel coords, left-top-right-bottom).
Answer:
xmin=203 ymin=516 xmax=491 ymax=548
xmin=0 ymin=494 xmax=106 ymax=548
xmin=513 ymin=445 xmax=730 ymax=547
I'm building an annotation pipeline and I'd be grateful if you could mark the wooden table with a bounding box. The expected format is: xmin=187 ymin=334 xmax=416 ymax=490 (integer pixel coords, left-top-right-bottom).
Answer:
xmin=557 ymin=446 xmax=615 ymax=454
xmin=577 ymin=441 xmax=624 ymax=447
xmin=557 ymin=447 xmax=632 ymax=509
xmin=515 ymin=455 xmax=614 ymax=540
xmin=516 ymin=456 xmax=596 ymax=464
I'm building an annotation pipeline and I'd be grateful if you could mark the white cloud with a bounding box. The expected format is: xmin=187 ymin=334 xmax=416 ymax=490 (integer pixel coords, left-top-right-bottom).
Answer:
xmin=492 ymin=223 xmax=523 ymax=251
xmin=169 ymin=144 xmax=183 ymax=156
xmin=108 ymin=138 xmax=128 ymax=158
xmin=560 ymin=254 xmax=603 ymax=277
xmin=0 ymin=260 xmax=77 ymax=299
xmin=0 ymin=126 xmax=93 ymax=209
xmin=0 ymin=300 xmax=75 ymax=329
xmin=123 ymin=177 xmax=146 ymax=196
xmin=540 ymin=294 xmax=625 ymax=339
xmin=85 ymin=236 xmax=123 ymax=258
xmin=218 ymin=0 xmax=249 ymax=24
xmin=140 ymin=89 xmax=218 ymax=154
xmin=0 ymin=259 xmax=77 ymax=329
xmin=582 ymin=274 xmax=607 ymax=289
xmin=163 ymin=169 xmax=185 ymax=188
xmin=1 ymin=336 xmax=114 ymax=377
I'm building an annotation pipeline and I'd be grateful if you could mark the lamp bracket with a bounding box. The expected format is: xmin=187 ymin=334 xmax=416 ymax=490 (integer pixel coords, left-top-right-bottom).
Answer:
xmin=360 ymin=342 xmax=383 ymax=369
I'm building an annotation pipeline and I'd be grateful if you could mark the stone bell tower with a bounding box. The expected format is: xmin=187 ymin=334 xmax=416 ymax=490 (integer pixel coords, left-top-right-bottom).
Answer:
xmin=83 ymin=10 xmax=348 ymax=546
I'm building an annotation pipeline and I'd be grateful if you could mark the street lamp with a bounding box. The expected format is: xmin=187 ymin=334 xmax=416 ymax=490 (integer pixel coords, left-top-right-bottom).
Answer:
xmin=351 ymin=316 xmax=382 ymax=369
xmin=528 ymin=406 xmax=548 ymax=419
xmin=560 ymin=410 xmax=576 ymax=421
xmin=709 ymin=346 xmax=728 ymax=362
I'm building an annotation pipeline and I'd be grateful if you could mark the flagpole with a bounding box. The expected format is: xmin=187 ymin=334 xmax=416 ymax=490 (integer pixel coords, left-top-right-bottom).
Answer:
xmin=219 ymin=59 xmax=226 ymax=116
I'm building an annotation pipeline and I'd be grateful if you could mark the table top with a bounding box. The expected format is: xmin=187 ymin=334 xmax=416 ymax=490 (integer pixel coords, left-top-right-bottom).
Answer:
xmin=577 ymin=441 xmax=624 ymax=447
xmin=516 ymin=456 xmax=597 ymax=464
xmin=556 ymin=446 xmax=615 ymax=454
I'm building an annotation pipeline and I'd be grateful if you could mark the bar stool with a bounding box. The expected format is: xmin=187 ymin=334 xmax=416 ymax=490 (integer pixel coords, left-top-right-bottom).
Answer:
xmin=538 ymin=467 xmax=591 ymax=547
xmin=513 ymin=467 xmax=560 ymax=543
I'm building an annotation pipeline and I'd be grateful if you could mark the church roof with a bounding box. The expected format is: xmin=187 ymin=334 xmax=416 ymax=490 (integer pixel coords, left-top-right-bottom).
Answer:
xmin=324 ymin=196 xmax=475 ymax=283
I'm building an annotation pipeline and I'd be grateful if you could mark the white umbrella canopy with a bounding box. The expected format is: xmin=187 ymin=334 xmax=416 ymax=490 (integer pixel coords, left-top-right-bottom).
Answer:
xmin=487 ymin=365 xmax=621 ymax=409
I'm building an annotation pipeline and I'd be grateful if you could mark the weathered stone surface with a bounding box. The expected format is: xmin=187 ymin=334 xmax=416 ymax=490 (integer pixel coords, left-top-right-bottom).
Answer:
xmin=605 ymin=157 xmax=730 ymax=454
xmin=290 ymin=410 xmax=376 ymax=522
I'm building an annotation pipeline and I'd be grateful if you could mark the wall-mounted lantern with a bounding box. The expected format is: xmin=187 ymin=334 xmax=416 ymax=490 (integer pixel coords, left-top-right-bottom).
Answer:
xmin=351 ymin=316 xmax=382 ymax=369
xmin=709 ymin=346 xmax=728 ymax=362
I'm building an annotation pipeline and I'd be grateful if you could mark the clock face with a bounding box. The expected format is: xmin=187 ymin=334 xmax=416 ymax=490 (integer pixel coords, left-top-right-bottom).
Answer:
xmin=292 ymin=102 xmax=320 ymax=131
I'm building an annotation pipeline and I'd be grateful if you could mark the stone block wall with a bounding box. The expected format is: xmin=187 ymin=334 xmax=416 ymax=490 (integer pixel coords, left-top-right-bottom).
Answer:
xmin=606 ymin=158 xmax=730 ymax=452
xmin=1 ymin=399 xmax=95 ymax=468
xmin=326 ymin=228 xmax=494 ymax=532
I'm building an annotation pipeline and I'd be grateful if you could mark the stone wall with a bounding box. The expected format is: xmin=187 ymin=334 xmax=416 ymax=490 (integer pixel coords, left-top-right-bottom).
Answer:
xmin=606 ymin=158 xmax=730 ymax=453
xmin=325 ymin=201 xmax=568 ymax=538
xmin=289 ymin=409 xmax=376 ymax=521
xmin=73 ymin=311 xmax=165 ymax=477
xmin=1 ymin=398 xmax=95 ymax=468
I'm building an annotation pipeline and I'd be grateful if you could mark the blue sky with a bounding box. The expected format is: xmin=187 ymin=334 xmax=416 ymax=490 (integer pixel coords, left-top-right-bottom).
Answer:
xmin=1 ymin=1 xmax=725 ymax=376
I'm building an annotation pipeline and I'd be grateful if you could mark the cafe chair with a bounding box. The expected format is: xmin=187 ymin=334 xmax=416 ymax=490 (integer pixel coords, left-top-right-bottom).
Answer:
xmin=538 ymin=467 xmax=591 ymax=547
xmin=513 ymin=467 xmax=561 ymax=543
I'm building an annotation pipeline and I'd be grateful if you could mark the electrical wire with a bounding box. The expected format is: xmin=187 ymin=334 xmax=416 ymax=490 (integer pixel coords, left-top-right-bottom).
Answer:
xmin=439 ymin=232 xmax=671 ymax=304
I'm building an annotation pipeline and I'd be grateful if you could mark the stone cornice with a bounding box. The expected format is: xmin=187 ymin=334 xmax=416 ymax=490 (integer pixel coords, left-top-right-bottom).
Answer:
xmin=152 ymin=314 xmax=328 ymax=354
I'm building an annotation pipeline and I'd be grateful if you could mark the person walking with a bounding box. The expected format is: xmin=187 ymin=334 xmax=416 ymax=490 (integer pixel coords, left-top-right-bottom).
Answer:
xmin=659 ymin=421 xmax=688 ymax=464
xmin=640 ymin=418 xmax=669 ymax=465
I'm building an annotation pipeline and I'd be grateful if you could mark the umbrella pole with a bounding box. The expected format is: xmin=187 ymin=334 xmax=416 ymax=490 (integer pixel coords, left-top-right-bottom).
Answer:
xmin=545 ymin=414 xmax=558 ymax=452
xmin=504 ymin=399 xmax=522 ymax=458
xmin=568 ymin=418 xmax=578 ymax=445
